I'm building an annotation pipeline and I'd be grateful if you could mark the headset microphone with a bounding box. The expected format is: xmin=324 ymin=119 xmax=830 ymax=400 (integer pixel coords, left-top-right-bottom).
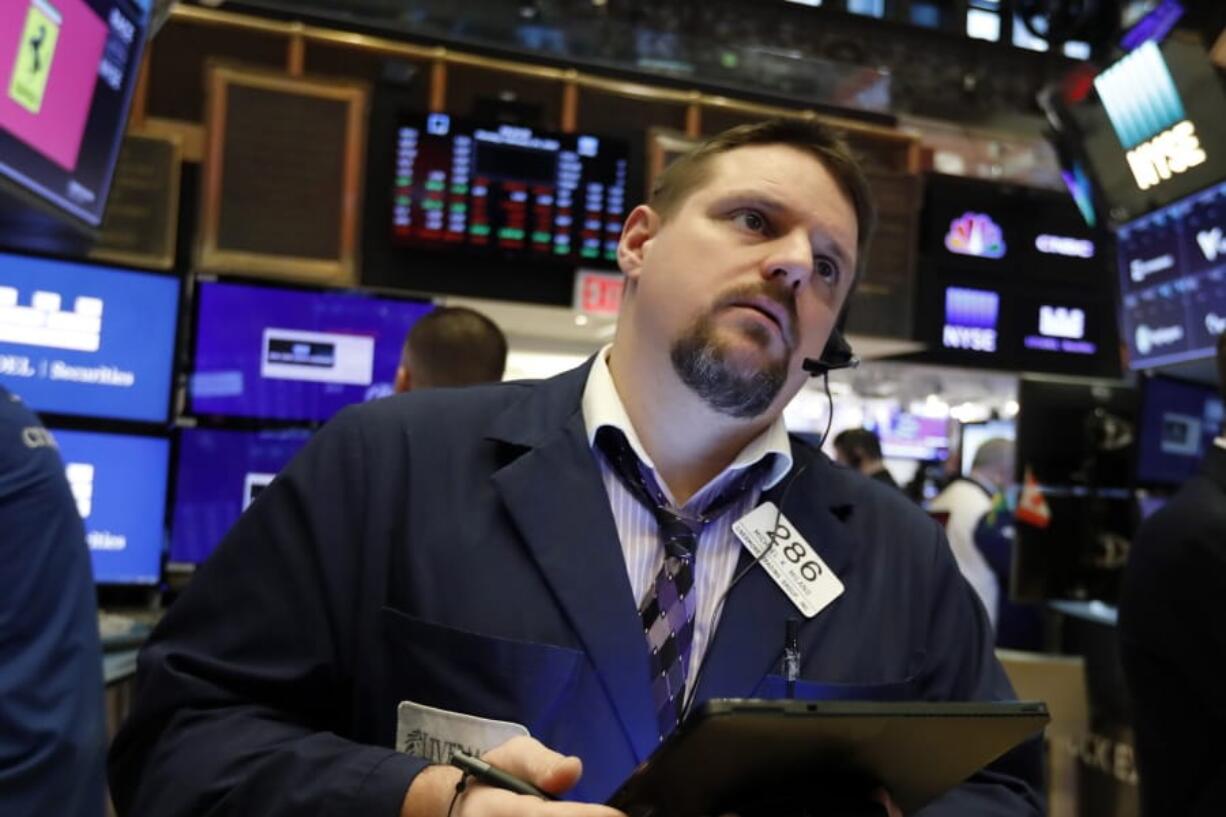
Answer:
xmin=801 ymin=329 xmax=860 ymax=377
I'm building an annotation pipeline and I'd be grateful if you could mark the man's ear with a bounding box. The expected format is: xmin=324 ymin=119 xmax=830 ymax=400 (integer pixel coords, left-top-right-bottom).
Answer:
xmin=616 ymin=204 xmax=660 ymax=282
xmin=394 ymin=365 xmax=411 ymax=393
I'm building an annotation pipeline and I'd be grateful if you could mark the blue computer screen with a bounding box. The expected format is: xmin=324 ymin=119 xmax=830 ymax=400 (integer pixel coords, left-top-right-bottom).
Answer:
xmin=1136 ymin=376 xmax=1223 ymax=485
xmin=189 ymin=280 xmax=433 ymax=423
xmin=51 ymin=427 xmax=168 ymax=585
xmin=169 ymin=426 xmax=312 ymax=565
xmin=0 ymin=252 xmax=180 ymax=421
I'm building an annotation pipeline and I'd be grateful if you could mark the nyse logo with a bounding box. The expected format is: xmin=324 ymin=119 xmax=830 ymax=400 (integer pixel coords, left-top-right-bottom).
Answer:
xmin=1197 ymin=227 xmax=1225 ymax=262
xmin=1039 ymin=306 xmax=1086 ymax=340
xmin=65 ymin=462 xmax=94 ymax=519
xmin=1126 ymin=120 xmax=1207 ymax=192
xmin=943 ymin=287 xmax=1000 ymax=353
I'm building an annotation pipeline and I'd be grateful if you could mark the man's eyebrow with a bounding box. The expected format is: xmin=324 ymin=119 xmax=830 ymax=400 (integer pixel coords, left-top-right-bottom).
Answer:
xmin=718 ymin=190 xmax=855 ymax=269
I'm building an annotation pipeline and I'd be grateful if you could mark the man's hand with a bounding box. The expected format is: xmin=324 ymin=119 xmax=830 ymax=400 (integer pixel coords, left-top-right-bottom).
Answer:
xmin=401 ymin=736 xmax=628 ymax=817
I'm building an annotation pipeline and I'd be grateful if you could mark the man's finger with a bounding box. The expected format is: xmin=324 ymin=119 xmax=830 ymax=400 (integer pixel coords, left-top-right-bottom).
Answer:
xmin=482 ymin=736 xmax=583 ymax=794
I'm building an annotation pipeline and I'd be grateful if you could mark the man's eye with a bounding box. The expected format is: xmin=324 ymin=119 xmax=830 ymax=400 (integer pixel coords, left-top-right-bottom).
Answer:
xmin=732 ymin=210 xmax=768 ymax=233
xmin=815 ymin=257 xmax=840 ymax=284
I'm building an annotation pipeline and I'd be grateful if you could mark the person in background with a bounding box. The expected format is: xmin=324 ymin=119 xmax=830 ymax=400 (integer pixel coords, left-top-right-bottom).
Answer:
xmin=1119 ymin=332 xmax=1226 ymax=817
xmin=832 ymin=427 xmax=898 ymax=489
xmin=928 ymin=437 xmax=1016 ymax=629
xmin=973 ymin=494 xmax=1042 ymax=651
xmin=0 ymin=386 xmax=106 ymax=817
xmin=394 ymin=305 xmax=508 ymax=391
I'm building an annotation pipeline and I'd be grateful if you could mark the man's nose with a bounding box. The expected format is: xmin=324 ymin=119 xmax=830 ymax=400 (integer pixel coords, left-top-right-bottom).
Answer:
xmin=761 ymin=230 xmax=812 ymax=290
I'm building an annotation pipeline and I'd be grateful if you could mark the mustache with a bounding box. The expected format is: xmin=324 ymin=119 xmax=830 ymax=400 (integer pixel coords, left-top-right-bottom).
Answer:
xmin=712 ymin=282 xmax=799 ymax=347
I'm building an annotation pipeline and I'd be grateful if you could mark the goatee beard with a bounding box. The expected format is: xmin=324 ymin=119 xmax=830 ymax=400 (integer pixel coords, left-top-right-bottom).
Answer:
xmin=670 ymin=309 xmax=791 ymax=420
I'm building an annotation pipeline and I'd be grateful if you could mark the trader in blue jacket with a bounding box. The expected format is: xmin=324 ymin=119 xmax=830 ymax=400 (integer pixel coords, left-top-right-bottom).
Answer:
xmin=0 ymin=386 xmax=106 ymax=817
xmin=110 ymin=119 xmax=1042 ymax=817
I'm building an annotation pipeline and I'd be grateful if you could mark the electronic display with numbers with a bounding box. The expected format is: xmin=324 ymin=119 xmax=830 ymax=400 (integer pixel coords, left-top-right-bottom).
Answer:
xmin=390 ymin=113 xmax=629 ymax=264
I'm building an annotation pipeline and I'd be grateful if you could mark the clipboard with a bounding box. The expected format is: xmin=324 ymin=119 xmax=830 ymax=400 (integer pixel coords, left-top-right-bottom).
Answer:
xmin=606 ymin=699 xmax=1049 ymax=817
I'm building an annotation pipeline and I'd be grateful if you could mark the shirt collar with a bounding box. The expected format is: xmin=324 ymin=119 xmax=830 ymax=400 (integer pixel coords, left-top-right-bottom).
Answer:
xmin=1216 ymin=437 xmax=1226 ymax=452
xmin=581 ymin=344 xmax=793 ymax=492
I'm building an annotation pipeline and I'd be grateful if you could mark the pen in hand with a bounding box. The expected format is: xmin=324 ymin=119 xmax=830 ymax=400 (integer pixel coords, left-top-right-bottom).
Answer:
xmin=451 ymin=750 xmax=560 ymax=801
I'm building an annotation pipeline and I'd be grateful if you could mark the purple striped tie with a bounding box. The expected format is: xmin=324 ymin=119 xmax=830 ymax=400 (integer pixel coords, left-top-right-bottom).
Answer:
xmin=596 ymin=428 xmax=767 ymax=739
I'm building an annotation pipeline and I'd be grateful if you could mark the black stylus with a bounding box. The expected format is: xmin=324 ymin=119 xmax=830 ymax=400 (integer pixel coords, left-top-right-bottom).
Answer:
xmin=451 ymin=751 xmax=559 ymax=801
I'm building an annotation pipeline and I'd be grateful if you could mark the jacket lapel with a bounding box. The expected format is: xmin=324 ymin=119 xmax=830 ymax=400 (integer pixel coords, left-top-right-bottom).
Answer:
xmin=486 ymin=363 xmax=659 ymax=762
xmin=692 ymin=445 xmax=859 ymax=703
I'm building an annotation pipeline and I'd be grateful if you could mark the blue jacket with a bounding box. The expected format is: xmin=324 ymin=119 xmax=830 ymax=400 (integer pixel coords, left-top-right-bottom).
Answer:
xmin=109 ymin=363 xmax=1042 ymax=816
xmin=0 ymin=387 xmax=106 ymax=817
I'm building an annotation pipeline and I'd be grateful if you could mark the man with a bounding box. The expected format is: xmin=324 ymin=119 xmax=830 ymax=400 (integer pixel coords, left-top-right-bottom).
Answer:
xmin=394 ymin=305 xmax=507 ymax=391
xmin=0 ymin=387 xmax=106 ymax=817
xmin=928 ymin=438 xmax=1015 ymax=629
xmin=833 ymin=428 xmax=899 ymax=489
xmin=1119 ymin=332 xmax=1226 ymax=817
xmin=110 ymin=120 xmax=1041 ymax=817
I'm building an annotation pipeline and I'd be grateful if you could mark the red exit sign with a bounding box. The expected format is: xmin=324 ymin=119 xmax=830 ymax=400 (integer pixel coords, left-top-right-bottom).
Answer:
xmin=574 ymin=270 xmax=625 ymax=316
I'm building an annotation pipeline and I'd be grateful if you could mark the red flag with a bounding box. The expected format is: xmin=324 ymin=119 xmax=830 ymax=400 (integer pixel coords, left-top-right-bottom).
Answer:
xmin=1016 ymin=467 xmax=1052 ymax=529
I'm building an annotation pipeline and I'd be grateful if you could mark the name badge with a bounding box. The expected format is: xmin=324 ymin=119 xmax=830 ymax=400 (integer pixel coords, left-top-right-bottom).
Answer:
xmin=732 ymin=502 xmax=844 ymax=618
xmin=396 ymin=700 xmax=529 ymax=764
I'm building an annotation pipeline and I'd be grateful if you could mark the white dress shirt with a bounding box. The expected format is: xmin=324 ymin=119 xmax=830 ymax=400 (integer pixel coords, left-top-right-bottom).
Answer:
xmin=581 ymin=346 xmax=792 ymax=689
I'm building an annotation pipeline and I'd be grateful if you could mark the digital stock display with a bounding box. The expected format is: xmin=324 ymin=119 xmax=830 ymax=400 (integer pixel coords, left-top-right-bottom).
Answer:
xmin=189 ymin=279 xmax=433 ymax=423
xmin=51 ymin=426 xmax=168 ymax=585
xmin=0 ymin=0 xmax=149 ymax=226
xmin=390 ymin=113 xmax=629 ymax=264
xmin=0 ymin=252 xmax=179 ymax=422
xmin=1117 ymin=177 xmax=1226 ymax=368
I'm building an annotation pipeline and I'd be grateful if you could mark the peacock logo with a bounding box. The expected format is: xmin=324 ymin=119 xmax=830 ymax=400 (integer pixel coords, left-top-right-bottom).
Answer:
xmin=944 ymin=212 xmax=1007 ymax=259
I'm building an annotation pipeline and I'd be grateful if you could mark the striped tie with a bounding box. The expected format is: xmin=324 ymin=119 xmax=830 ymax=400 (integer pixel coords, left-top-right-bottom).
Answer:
xmin=596 ymin=427 xmax=767 ymax=739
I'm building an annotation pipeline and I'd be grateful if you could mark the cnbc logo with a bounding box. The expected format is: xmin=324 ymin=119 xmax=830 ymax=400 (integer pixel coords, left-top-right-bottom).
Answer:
xmin=945 ymin=213 xmax=1006 ymax=259
xmin=1094 ymin=41 xmax=1206 ymax=192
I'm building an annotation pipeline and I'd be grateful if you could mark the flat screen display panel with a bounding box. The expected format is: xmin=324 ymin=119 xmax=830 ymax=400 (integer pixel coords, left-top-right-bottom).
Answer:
xmin=960 ymin=419 xmax=1016 ymax=476
xmin=169 ymin=426 xmax=311 ymax=565
xmin=1116 ymin=177 xmax=1226 ymax=369
xmin=0 ymin=251 xmax=179 ymax=421
xmin=1135 ymin=375 xmax=1223 ymax=485
xmin=189 ymin=279 xmax=433 ymax=422
xmin=51 ymin=426 xmax=167 ymax=585
xmin=871 ymin=412 xmax=949 ymax=460
xmin=389 ymin=113 xmax=629 ymax=264
xmin=0 ymin=0 xmax=149 ymax=226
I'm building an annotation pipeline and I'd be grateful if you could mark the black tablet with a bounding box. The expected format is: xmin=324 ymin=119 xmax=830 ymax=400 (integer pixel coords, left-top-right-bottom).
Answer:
xmin=606 ymin=699 xmax=1049 ymax=817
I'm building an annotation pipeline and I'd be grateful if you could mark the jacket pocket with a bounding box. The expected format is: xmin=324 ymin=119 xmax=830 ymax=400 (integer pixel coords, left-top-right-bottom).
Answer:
xmin=754 ymin=673 xmax=919 ymax=701
xmin=378 ymin=607 xmax=584 ymax=735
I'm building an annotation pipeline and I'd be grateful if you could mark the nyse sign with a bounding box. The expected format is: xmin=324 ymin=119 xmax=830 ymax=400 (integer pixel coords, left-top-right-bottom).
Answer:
xmin=1126 ymin=120 xmax=1207 ymax=191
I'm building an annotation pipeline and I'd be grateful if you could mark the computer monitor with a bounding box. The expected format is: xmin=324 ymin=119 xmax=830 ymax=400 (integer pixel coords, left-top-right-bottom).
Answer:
xmin=869 ymin=412 xmax=949 ymax=461
xmin=959 ymin=419 xmax=1016 ymax=476
xmin=1115 ymin=176 xmax=1226 ymax=370
xmin=1135 ymin=375 xmax=1223 ymax=486
xmin=169 ymin=426 xmax=312 ymax=566
xmin=1012 ymin=377 xmax=1137 ymax=604
xmin=0 ymin=251 xmax=180 ymax=422
xmin=387 ymin=113 xmax=630 ymax=265
xmin=50 ymin=426 xmax=168 ymax=585
xmin=188 ymin=279 xmax=433 ymax=423
xmin=0 ymin=0 xmax=150 ymax=227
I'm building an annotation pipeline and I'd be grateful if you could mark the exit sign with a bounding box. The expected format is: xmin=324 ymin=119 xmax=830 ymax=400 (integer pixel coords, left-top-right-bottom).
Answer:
xmin=574 ymin=270 xmax=624 ymax=316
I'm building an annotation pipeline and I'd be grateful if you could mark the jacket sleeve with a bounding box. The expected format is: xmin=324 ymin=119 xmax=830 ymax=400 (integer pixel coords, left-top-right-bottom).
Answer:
xmin=913 ymin=522 xmax=1046 ymax=817
xmin=0 ymin=408 xmax=107 ymax=817
xmin=108 ymin=406 xmax=427 ymax=817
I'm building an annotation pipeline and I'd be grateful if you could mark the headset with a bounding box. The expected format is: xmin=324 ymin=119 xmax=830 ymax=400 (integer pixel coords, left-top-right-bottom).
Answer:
xmin=801 ymin=328 xmax=859 ymax=377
